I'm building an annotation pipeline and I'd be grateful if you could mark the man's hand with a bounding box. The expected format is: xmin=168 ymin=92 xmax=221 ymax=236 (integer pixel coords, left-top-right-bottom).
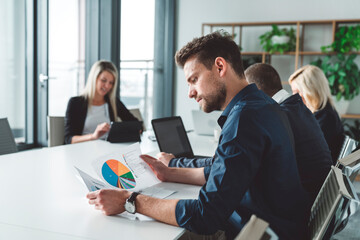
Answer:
xmin=156 ymin=152 xmax=175 ymax=166
xmin=140 ymin=154 xmax=206 ymax=185
xmin=140 ymin=154 xmax=170 ymax=182
xmin=87 ymin=189 xmax=131 ymax=215
xmin=92 ymin=122 xmax=111 ymax=139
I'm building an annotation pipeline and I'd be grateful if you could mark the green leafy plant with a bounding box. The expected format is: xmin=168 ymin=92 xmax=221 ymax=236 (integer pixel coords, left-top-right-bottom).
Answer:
xmin=259 ymin=25 xmax=296 ymax=54
xmin=311 ymin=25 xmax=360 ymax=101
xmin=312 ymin=53 xmax=360 ymax=100
xmin=321 ymin=25 xmax=360 ymax=53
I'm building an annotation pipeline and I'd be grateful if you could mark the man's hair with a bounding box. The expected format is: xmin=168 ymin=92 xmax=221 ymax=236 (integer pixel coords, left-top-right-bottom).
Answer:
xmin=245 ymin=63 xmax=282 ymax=97
xmin=175 ymin=31 xmax=245 ymax=79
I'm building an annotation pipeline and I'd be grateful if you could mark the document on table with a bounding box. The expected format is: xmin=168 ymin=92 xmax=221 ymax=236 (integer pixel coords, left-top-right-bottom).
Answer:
xmin=75 ymin=142 xmax=176 ymax=199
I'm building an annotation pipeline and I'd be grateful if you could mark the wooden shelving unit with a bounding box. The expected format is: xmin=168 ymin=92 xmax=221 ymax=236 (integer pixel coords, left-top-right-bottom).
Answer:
xmin=341 ymin=114 xmax=360 ymax=119
xmin=202 ymin=19 xmax=360 ymax=119
xmin=202 ymin=19 xmax=360 ymax=70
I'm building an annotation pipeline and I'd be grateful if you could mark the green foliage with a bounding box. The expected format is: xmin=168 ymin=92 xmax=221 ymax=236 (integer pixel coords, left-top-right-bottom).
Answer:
xmin=311 ymin=54 xmax=360 ymax=100
xmin=343 ymin=120 xmax=360 ymax=142
xmin=321 ymin=25 xmax=360 ymax=53
xmin=259 ymin=25 xmax=296 ymax=54
xmin=311 ymin=25 xmax=360 ymax=101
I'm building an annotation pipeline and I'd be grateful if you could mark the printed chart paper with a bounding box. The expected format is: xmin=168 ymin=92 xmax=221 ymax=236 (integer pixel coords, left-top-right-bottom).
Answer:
xmin=75 ymin=143 xmax=175 ymax=198
xmin=92 ymin=142 xmax=161 ymax=192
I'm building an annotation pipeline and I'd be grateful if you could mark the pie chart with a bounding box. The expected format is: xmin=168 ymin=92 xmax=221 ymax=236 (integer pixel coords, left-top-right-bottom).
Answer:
xmin=101 ymin=159 xmax=136 ymax=189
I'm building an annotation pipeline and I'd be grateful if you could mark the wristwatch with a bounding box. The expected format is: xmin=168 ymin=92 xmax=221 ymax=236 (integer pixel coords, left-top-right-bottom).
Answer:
xmin=124 ymin=192 xmax=140 ymax=214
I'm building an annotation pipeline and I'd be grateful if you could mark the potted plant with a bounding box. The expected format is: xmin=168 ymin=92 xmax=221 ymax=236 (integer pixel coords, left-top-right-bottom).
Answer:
xmin=259 ymin=24 xmax=296 ymax=54
xmin=312 ymin=53 xmax=360 ymax=101
xmin=321 ymin=25 xmax=360 ymax=54
xmin=311 ymin=25 xmax=360 ymax=101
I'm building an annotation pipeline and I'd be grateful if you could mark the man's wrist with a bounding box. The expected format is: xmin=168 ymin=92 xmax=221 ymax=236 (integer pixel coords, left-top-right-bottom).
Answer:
xmin=164 ymin=168 xmax=175 ymax=182
xmin=124 ymin=191 xmax=141 ymax=214
xmin=89 ymin=133 xmax=95 ymax=140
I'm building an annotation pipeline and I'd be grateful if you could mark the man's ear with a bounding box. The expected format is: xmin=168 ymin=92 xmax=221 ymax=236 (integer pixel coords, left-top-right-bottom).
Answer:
xmin=214 ymin=57 xmax=227 ymax=77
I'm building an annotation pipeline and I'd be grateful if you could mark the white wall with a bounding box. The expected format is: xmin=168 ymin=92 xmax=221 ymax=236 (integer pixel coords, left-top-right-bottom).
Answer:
xmin=174 ymin=0 xmax=360 ymax=129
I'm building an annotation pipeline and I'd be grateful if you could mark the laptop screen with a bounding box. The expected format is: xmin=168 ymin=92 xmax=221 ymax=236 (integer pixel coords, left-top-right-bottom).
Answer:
xmin=151 ymin=117 xmax=194 ymax=158
xmin=106 ymin=121 xmax=142 ymax=143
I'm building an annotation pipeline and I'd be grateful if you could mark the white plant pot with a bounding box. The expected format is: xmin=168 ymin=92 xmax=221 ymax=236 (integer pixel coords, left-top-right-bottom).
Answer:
xmin=332 ymin=96 xmax=350 ymax=116
xmin=271 ymin=35 xmax=290 ymax=44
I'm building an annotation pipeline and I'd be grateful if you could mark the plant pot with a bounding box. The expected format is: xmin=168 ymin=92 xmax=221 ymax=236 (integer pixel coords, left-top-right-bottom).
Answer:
xmin=332 ymin=96 xmax=350 ymax=116
xmin=271 ymin=35 xmax=290 ymax=44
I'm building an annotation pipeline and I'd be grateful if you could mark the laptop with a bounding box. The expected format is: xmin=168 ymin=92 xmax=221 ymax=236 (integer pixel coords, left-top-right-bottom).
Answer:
xmin=192 ymin=110 xmax=222 ymax=136
xmin=106 ymin=121 xmax=142 ymax=143
xmin=151 ymin=116 xmax=209 ymax=158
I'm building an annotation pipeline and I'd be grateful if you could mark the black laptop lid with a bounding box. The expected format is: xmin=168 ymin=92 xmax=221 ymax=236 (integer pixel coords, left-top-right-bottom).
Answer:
xmin=151 ymin=116 xmax=194 ymax=158
xmin=106 ymin=121 xmax=142 ymax=143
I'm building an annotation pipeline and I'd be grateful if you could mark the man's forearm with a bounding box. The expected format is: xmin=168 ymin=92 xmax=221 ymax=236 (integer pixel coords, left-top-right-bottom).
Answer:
xmin=136 ymin=195 xmax=179 ymax=226
xmin=166 ymin=167 xmax=206 ymax=185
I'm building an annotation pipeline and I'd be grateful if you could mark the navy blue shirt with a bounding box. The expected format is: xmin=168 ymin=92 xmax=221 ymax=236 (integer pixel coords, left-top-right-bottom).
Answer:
xmin=280 ymin=94 xmax=332 ymax=202
xmin=169 ymin=156 xmax=213 ymax=168
xmin=314 ymin=102 xmax=344 ymax=164
xmin=170 ymin=93 xmax=332 ymax=204
xmin=175 ymin=84 xmax=310 ymax=239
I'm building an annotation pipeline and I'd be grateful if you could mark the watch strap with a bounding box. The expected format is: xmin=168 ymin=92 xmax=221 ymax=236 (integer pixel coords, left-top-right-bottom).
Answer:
xmin=128 ymin=191 xmax=140 ymax=203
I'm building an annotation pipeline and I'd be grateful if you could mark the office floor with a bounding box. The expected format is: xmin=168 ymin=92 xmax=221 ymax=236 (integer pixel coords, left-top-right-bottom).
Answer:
xmin=331 ymin=181 xmax=360 ymax=240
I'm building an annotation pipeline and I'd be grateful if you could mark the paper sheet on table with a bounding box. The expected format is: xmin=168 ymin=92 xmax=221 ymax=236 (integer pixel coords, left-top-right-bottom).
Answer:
xmin=75 ymin=142 xmax=176 ymax=220
xmin=92 ymin=142 xmax=162 ymax=192
xmin=75 ymin=166 xmax=175 ymax=198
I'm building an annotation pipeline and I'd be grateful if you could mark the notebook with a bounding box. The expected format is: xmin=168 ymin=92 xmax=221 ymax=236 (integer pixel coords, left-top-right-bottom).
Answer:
xmin=151 ymin=116 xmax=208 ymax=158
xmin=192 ymin=110 xmax=222 ymax=136
xmin=106 ymin=121 xmax=142 ymax=143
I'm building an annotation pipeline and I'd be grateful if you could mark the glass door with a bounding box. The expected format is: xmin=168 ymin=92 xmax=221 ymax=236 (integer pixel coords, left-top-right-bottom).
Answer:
xmin=36 ymin=0 xmax=86 ymax=146
xmin=36 ymin=0 xmax=49 ymax=146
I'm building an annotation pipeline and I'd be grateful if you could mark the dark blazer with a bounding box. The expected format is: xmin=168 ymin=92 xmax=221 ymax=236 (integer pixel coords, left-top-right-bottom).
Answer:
xmin=280 ymin=94 xmax=332 ymax=203
xmin=314 ymin=102 xmax=345 ymax=164
xmin=64 ymin=96 xmax=139 ymax=144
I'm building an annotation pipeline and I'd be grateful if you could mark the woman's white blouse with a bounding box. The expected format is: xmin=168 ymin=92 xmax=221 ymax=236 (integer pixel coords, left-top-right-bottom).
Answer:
xmin=82 ymin=103 xmax=110 ymax=140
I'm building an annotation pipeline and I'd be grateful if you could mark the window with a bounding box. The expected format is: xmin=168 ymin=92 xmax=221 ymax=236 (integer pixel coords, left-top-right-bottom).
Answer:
xmin=48 ymin=0 xmax=86 ymax=116
xmin=120 ymin=0 xmax=155 ymax=128
xmin=0 ymin=0 xmax=27 ymax=143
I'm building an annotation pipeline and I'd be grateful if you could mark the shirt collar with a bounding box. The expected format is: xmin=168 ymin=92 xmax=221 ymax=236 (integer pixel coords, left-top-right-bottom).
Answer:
xmin=218 ymin=83 xmax=258 ymax=128
xmin=272 ymin=89 xmax=291 ymax=104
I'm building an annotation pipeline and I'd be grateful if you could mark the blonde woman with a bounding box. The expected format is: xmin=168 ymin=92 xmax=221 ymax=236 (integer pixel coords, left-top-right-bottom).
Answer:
xmin=64 ymin=60 xmax=139 ymax=144
xmin=289 ymin=65 xmax=344 ymax=163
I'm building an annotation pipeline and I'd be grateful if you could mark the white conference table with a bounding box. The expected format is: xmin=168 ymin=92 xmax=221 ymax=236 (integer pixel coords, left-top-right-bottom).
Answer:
xmin=0 ymin=132 xmax=217 ymax=240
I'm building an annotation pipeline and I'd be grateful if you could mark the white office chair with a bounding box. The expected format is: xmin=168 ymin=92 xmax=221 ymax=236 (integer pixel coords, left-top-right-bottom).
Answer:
xmin=235 ymin=215 xmax=278 ymax=240
xmin=129 ymin=108 xmax=146 ymax=131
xmin=0 ymin=118 xmax=18 ymax=155
xmin=47 ymin=116 xmax=65 ymax=147
xmin=338 ymin=135 xmax=358 ymax=161
xmin=308 ymin=166 xmax=359 ymax=240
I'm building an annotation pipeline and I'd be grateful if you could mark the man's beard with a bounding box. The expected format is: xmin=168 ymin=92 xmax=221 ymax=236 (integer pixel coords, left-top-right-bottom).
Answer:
xmin=200 ymin=82 xmax=226 ymax=113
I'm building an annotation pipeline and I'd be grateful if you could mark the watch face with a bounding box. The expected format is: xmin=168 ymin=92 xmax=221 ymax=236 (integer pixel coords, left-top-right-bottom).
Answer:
xmin=125 ymin=200 xmax=136 ymax=214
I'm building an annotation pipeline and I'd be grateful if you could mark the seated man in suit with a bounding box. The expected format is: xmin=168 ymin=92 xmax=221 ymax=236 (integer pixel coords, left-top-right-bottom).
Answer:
xmin=245 ymin=63 xmax=332 ymax=202
xmin=86 ymin=32 xmax=310 ymax=239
